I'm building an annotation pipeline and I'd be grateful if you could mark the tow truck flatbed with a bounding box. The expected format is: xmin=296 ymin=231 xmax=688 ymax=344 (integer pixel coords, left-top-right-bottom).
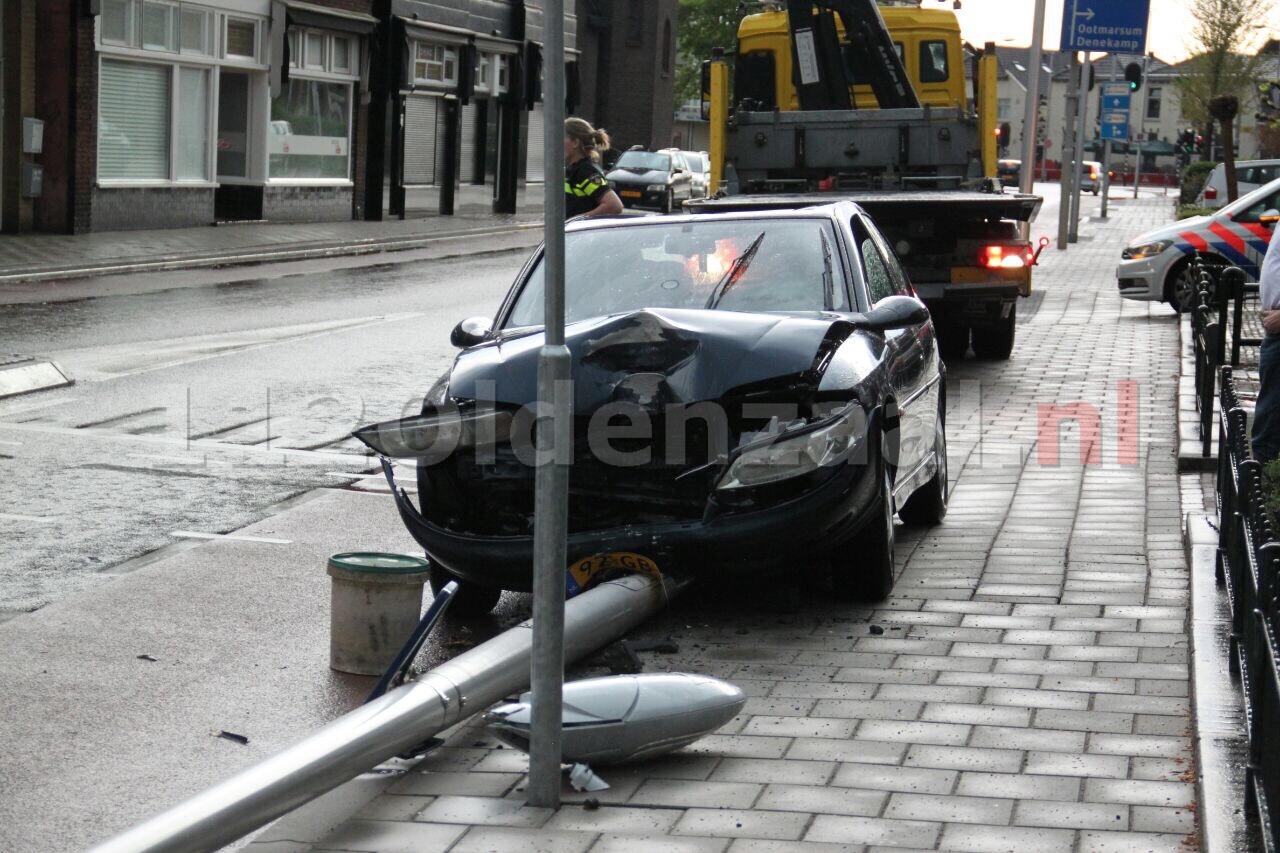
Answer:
xmin=685 ymin=191 xmax=1042 ymax=224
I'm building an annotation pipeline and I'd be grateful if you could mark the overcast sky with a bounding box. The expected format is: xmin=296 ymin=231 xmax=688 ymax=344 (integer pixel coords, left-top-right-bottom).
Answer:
xmin=947 ymin=0 xmax=1277 ymax=63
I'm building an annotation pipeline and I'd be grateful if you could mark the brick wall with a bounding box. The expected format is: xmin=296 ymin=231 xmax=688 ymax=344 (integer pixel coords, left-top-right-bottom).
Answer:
xmin=33 ymin=0 xmax=74 ymax=233
xmin=91 ymin=187 xmax=215 ymax=230
xmin=261 ymin=185 xmax=354 ymax=222
xmin=73 ymin=7 xmax=96 ymax=233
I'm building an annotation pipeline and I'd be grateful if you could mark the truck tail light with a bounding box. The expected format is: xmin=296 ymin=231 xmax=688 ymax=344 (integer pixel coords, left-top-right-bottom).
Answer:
xmin=982 ymin=245 xmax=1032 ymax=269
xmin=1204 ymin=186 xmax=1218 ymax=200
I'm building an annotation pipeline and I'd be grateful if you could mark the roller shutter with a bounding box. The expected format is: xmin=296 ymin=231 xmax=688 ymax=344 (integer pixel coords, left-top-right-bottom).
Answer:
xmin=459 ymin=102 xmax=479 ymax=184
xmin=525 ymin=102 xmax=544 ymax=183
xmin=403 ymin=94 xmax=441 ymax=185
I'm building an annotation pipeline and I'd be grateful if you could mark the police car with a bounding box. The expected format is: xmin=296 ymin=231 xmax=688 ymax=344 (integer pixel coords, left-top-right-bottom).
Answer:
xmin=1117 ymin=176 xmax=1280 ymax=312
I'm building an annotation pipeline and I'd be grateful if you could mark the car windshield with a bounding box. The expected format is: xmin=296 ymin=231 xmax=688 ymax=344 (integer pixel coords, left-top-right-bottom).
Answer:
xmin=685 ymin=153 xmax=706 ymax=171
xmin=614 ymin=151 xmax=671 ymax=172
xmin=505 ymin=219 xmax=843 ymax=328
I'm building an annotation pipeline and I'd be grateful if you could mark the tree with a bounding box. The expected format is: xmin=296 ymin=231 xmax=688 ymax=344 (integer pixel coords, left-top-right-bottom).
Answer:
xmin=1174 ymin=0 xmax=1273 ymax=161
xmin=673 ymin=0 xmax=742 ymax=107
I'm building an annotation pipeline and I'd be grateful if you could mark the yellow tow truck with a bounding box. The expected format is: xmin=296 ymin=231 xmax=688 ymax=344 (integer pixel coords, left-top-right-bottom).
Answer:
xmin=690 ymin=0 xmax=1044 ymax=360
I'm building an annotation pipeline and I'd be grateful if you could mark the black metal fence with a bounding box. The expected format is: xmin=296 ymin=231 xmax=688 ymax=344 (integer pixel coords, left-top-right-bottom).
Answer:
xmin=1191 ymin=256 xmax=1253 ymax=458
xmin=1216 ymin=366 xmax=1280 ymax=852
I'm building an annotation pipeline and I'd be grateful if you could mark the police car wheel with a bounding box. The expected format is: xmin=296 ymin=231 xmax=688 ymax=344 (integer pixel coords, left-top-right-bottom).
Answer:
xmin=1165 ymin=257 xmax=1222 ymax=313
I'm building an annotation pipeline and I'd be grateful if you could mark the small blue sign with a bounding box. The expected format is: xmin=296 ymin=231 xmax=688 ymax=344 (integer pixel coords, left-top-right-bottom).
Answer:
xmin=1101 ymin=122 xmax=1129 ymax=141
xmin=1101 ymin=83 xmax=1131 ymax=111
xmin=1060 ymin=0 xmax=1150 ymax=53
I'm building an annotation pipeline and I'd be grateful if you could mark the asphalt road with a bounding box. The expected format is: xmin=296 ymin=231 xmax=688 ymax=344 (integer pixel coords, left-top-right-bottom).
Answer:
xmin=0 ymin=249 xmax=527 ymax=615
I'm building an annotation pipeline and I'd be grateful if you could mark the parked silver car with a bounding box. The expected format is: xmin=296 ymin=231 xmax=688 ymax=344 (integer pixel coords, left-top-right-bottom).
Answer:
xmin=1196 ymin=159 xmax=1280 ymax=209
xmin=679 ymin=150 xmax=711 ymax=199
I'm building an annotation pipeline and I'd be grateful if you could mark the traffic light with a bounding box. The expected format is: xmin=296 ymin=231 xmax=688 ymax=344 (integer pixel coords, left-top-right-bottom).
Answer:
xmin=1000 ymin=122 xmax=1012 ymax=142
xmin=1124 ymin=62 xmax=1143 ymax=92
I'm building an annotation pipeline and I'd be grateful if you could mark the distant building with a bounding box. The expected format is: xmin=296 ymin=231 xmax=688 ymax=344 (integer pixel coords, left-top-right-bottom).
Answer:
xmin=0 ymin=0 xmax=675 ymax=234
xmin=574 ymin=0 xmax=678 ymax=154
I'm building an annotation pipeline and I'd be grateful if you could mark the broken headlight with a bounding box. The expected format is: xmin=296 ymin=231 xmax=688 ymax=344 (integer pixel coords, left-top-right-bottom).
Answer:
xmin=352 ymin=404 xmax=514 ymax=461
xmin=715 ymin=404 xmax=868 ymax=490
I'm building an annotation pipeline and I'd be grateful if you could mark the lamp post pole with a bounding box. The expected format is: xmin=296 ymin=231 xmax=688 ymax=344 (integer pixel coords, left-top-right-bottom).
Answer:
xmin=1019 ymin=0 xmax=1048 ymax=197
xmin=527 ymin=0 xmax=571 ymax=810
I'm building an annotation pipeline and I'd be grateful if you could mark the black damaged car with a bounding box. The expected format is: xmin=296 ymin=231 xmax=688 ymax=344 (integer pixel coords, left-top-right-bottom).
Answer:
xmin=355 ymin=202 xmax=948 ymax=613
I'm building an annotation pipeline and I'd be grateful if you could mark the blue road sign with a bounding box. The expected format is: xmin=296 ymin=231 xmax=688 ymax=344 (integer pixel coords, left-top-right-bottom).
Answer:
xmin=1101 ymin=121 xmax=1129 ymax=141
xmin=1060 ymin=0 xmax=1150 ymax=53
xmin=1101 ymin=82 xmax=1131 ymax=111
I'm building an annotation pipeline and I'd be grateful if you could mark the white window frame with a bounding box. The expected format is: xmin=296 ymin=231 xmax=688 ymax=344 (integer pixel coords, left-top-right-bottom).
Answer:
xmin=96 ymin=54 xmax=218 ymax=188
xmin=331 ymin=35 xmax=354 ymax=75
xmin=412 ymin=40 xmax=458 ymax=87
xmin=100 ymin=0 xmax=140 ymax=49
xmin=178 ymin=5 xmax=214 ymax=57
xmin=303 ymin=30 xmax=326 ymax=70
xmin=140 ymin=0 xmax=179 ymax=53
xmin=267 ymin=31 xmax=360 ymax=187
xmin=222 ymin=15 xmax=262 ymax=65
xmin=474 ymin=51 xmax=492 ymax=93
xmin=495 ymin=54 xmax=510 ymax=94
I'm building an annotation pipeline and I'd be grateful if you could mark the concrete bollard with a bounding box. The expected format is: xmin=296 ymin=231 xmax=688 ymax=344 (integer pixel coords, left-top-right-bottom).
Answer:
xmin=327 ymin=552 xmax=432 ymax=676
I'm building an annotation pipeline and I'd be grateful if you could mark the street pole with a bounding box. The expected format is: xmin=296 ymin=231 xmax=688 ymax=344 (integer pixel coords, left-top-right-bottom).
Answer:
xmin=528 ymin=0 xmax=570 ymax=810
xmin=1133 ymin=54 xmax=1149 ymax=199
xmin=1057 ymin=52 xmax=1080 ymax=250
xmin=1068 ymin=52 xmax=1090 ymax=243
xmin=1019 ymin=0 xmax=1047 ymax=197
xmin=1100 ymin=55 xmax=1117 ymax=219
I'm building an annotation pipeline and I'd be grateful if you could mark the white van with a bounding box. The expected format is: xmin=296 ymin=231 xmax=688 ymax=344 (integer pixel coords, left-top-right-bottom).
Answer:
xmin=1196 ymin=159 xmax=1280 ymax=209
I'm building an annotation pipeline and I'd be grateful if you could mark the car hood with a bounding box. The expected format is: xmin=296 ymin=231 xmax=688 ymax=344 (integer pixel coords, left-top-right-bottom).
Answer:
xmin=607 ymin=169 xmax=669 ymax=185
xmin=447 ymin=308 xmax=867 ymax=413
xmin=1125 ymin=215 xmax=1212 ymax=247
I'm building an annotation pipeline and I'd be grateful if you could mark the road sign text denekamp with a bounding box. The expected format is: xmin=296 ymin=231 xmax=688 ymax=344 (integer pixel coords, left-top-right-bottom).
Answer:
xmin=1060 ymin=0 xmax=1150 ymax=53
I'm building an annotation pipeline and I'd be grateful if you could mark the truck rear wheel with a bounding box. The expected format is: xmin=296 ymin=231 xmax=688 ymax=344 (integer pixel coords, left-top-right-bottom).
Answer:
xmin=973 ymin=305 xmax=1016 ymax=360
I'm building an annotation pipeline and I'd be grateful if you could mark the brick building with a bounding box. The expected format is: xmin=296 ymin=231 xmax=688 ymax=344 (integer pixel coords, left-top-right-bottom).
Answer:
xmin=0 ymin=0 xmax=673 ymax=233
xmin=574 ymin=0 xmax=677 ymax=154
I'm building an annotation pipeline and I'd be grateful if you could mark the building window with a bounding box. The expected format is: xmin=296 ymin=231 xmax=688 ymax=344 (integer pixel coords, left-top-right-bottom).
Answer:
xmin=414 ymin=42 xmax=458 ymax=85
xmin=225 ymin=18 xmax=258 ymax=60
xmin=141 ymin=1 xmax=177 ymax=51
xmin=176 ymin=66 xmax=210 ymax=179
xmin=997 ymin=97 xmax=1010 ymax=119
xmin=332 ymin=36 xmax=353 ymax=74
xmin=179 ymin=7 xmax=212 ymax=55
xmin=1146 ymin=87 xmax=1162 ymax=120
xmin=304 ymin=31 xmax=326 ymax=70
xmin=475 ymin=52 xmax=492 ymax=92
xmin=496 ymin=55 xmax=509 ymax=93
xmin=101 ymin=0 xmax=138 ymax=46
xmin=99 ymin=59 xmax=171 ymax=180
xmin=269 ymin=78 xmax=351 ymax=179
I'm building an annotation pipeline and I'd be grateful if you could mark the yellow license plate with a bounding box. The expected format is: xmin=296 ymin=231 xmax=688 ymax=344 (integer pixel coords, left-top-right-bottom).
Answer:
xmin=567 ymin=552 xmax=661 ymax=594
xmin=620 ymin=190 xmax=642 ymax=198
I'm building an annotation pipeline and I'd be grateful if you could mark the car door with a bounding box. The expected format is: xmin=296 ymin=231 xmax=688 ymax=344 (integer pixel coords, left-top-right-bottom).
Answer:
xmin=672 ymin=153 xmax=692 ymax=200
xmin=851 ymin=215 xmax=930 ymax=481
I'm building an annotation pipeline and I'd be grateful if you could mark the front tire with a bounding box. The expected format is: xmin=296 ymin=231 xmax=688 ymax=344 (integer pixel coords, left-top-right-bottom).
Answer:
xmin=936 ymin=321 xmax=970 ymax=362
xmin=831 ymin=463 xmax=896 ymax=602
xmin=1164 ymin=257 xmax=1220 ymax=313
xmin=428 ymin=565 xmax=502 ymax=616
xmin=898 ymin=404 xmax=948 ymax=526
xmin=972 ymin=304 xmax=1016 ymax=360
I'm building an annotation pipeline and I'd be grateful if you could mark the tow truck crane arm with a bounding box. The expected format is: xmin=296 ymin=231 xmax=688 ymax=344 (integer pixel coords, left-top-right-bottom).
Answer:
xmin=785 ymin=0 xmax=920 ymax=111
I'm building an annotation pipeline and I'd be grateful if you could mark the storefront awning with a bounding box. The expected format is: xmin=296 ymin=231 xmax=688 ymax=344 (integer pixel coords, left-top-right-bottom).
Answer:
xmin=281 ymin=0 xmax=377 ymax=35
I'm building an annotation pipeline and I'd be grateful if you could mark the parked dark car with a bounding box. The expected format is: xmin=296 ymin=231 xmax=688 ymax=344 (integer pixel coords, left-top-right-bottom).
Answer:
xmin=606 ymin=149 xmax=696 ymax=213
xmin=355 ymin=202 xmax=948 ymax=613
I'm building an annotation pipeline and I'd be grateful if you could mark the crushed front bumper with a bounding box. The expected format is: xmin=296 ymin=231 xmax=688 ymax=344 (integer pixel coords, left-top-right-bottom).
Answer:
xmin=378 ymin=456 xmax=881 ymax=592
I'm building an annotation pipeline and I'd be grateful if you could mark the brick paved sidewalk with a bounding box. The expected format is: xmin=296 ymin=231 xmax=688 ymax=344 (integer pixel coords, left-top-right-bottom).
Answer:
xmin=0 ymin=187 xmax=543 ymax=283
xmin=255 ymin=196 xmax=1199 ymax=853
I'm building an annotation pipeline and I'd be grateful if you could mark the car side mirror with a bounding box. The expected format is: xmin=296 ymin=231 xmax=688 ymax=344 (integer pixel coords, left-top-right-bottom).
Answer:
xmin=859 ymin=295 xmax=930 ymax=331
xmin=1262 ymin=209 xmax=1280 ymax=228
xmin=450 ymin=316 xmax=493 ymax=348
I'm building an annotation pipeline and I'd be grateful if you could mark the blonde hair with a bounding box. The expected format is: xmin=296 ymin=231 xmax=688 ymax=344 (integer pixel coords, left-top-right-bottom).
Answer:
xmin=565 ymin=116 xmax=611 ymax=162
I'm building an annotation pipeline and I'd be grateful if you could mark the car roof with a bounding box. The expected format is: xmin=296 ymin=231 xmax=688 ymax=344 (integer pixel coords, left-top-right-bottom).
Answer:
xmin=566 ymin=201 xmax=862 ymax=234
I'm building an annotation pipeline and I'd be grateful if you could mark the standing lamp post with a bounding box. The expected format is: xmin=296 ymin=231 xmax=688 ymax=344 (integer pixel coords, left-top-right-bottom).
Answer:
xmin=527 ymin=0 xmax=572 ymax=810
xmin=1019 ymin=0 xmax=1048 ymax=198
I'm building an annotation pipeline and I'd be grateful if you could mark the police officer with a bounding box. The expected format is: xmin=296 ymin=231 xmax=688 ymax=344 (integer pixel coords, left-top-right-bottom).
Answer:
xmin=564 ymin=117 xmax=623 ymax=220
